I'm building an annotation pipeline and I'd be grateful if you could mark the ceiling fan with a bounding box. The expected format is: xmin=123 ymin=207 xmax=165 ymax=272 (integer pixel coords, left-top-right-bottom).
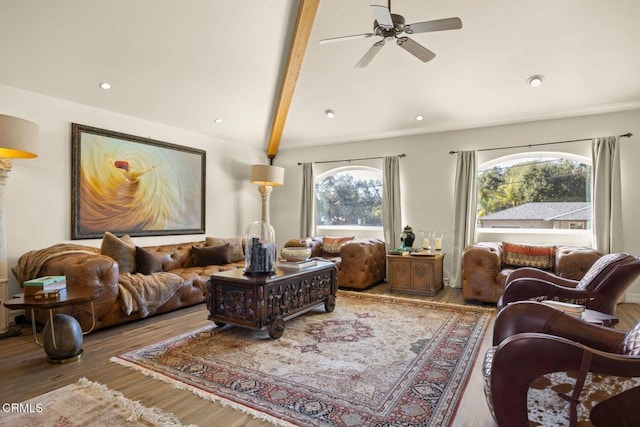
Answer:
xmin=320 ymin=1 xmax=462 ymax=68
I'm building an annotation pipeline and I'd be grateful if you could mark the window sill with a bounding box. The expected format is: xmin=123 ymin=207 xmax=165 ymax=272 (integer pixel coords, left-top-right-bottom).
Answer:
xmin=476 ymin=228 xmax=592 ymax=247
xmin=317 ymin=225 xmax=382 ymax=232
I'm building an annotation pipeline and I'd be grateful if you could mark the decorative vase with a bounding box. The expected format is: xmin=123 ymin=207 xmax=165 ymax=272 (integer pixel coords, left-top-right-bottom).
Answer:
xmin=401 ymin=225 xmax=415 ymax=249
xmin=244 ymin=221 xmax=276 ymax=274
xmin=281 ymin=247 xmax=312 ymax=262
xmin=43 ymin=314 xmax=83 ymax=361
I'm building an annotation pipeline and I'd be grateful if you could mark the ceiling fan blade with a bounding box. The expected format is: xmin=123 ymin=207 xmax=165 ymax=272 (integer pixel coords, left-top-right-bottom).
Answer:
xmin=370 ymin=5 xmax=394 ymax=29
xmin=356 ymin=40 xmax=385 ymax=68
xmin=404 ymin=17 xmax=462 ymax=34
xmin=320 ymin=33 xmax=376 ymax=44
xmin=396 ymin=37 xmax=436 ymax=62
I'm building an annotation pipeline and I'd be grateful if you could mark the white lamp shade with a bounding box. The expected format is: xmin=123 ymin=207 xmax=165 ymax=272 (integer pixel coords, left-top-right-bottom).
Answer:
xmin=250 ymin=164 xmax=284 ymax=186
xmin=0 ymin=114 xmax=39 ymax=158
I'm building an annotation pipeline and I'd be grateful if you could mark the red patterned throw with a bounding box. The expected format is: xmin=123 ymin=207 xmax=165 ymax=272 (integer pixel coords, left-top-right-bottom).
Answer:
xmin=502 ymin=242 xmax=556 ymax=269
xmin=112 ymin=292 xmax=492 ymax=426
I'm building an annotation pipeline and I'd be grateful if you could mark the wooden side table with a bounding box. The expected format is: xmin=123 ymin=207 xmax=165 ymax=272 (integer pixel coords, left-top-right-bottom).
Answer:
xmin=387 ymin=253 xmax=445 ymax=296
xmin=4 ymin=288 xmax=101 ymax=363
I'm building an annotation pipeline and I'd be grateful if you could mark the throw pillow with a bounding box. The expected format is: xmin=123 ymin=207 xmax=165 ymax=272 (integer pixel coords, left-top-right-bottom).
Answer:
xmin=135 ymin=246 xmax=163 ymax=275
xmin=502 ymin=242 xmax=555 ymax=269
xmin=101 ymin=231 xmax=136 ymax=274
xmin=192 ymin=243 xmax=230 ymax=267
xmin=205 ymin=237 xmax=244 ymax=262
xmin=323 ymin=236 xmax=354 ymax=255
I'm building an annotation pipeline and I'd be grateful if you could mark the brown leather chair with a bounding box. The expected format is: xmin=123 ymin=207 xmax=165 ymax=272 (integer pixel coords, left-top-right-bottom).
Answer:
xmin=498 ymin=253 xmax=640 ymax=315
xmin=484 ymin=301 xmax=640 ymax=426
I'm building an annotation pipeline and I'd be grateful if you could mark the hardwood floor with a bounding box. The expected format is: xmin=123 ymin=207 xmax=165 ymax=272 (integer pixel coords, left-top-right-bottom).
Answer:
xmin=1 ymin=284 xmax=639 ymax=426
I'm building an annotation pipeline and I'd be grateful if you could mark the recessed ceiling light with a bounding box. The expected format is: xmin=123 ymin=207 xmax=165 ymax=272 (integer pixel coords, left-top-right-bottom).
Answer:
xmin=527 ymin=75 xmax=544 ymax=87
xmin=99 ymin=82 xmax=112 ymax=90
xmin=415 ymin=115 xmax=424 ymax=121
xmin=214 ymin=118 xmax=222 ymax=124
xmin=324 ymin=109 xmax=335 ymax=119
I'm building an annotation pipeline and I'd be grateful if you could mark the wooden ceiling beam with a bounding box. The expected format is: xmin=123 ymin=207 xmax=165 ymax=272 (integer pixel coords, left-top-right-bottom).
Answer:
xmin=266 ymin=0 xmax=319 ymax=160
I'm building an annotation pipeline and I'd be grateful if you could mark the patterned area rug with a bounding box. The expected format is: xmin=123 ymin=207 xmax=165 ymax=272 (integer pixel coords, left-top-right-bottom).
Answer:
xmin=112 ymin=292 xmax=493 ymax=426
xmin=0 ymin=377 xmax=192 ymax=426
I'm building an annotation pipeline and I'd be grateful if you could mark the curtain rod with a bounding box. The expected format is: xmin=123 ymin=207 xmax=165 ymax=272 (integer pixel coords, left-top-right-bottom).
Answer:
xmin=297 ymin=153 xmax=406 ymax=166
xmin=448 ymin=132 xmax=632 ymax=155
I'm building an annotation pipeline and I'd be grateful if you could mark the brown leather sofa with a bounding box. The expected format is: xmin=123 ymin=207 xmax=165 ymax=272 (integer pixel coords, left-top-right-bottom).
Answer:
xmin=11 ymin=239 xmax=244 ymax=331
xmin=284 ymin=237 xmax=386 ymax=289
xmin=461 ymin=242 xmax=602 ymax=303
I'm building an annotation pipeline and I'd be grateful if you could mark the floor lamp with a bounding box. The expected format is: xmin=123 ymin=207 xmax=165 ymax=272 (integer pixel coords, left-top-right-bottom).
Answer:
xmin=0 ymin=114 xmax=38 ymax=337
xmin=250 ymin=164 xmax=284 ymax=224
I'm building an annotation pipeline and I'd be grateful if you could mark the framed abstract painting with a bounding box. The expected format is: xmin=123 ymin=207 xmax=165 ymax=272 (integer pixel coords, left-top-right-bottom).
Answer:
xmin=71 ymin=123 xmax=206 ymax=239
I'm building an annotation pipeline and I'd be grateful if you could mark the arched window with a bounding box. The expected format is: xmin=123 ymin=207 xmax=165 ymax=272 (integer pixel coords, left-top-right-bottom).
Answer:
xmin=315 ymin=166 xmax=383 ymax=228
xmin=477 ymin=152 xmax=591 ymax=230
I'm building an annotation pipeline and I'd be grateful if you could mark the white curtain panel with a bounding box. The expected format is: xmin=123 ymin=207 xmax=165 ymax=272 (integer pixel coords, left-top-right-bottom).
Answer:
xmin=591 ymin=136 xmax=622 ymax=254
xmin=383 ymin=156 xmax=402 ymax=252
xmin=450 ymin=151 xmax=477 ymax=288
xmin=300 ymin=162 xmax=316 ymax=237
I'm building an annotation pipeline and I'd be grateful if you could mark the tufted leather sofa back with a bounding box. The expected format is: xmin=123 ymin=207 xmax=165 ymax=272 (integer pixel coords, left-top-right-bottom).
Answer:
xmin=143 ymin=241 xmax=207 ymax=271
xmin=555 ymin=246 xmax=604 ymax=280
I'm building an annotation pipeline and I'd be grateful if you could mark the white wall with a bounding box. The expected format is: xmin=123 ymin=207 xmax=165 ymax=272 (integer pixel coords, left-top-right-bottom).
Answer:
xmin=272 ymin=109 xmax=640 ymax=299
xmin=0 ymin=84 xmax=264 ymax=298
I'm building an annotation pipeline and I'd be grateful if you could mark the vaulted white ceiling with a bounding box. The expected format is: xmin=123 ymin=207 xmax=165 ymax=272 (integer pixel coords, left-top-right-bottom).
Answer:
xmin=1 ymin=0 xmax=639 ymax=155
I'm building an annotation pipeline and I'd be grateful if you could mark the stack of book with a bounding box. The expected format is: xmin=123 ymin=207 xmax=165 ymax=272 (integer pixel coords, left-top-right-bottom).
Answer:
xmin=540 ymin=300 xmax=585 ymax=317
xmin=277 ymin=260 xmax=317 ymax=270
xmin=23 ymin=275 xmax=67 ymax=297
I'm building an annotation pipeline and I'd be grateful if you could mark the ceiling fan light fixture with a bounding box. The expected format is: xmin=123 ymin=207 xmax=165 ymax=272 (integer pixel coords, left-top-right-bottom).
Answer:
xmin=320 ymin=4 xmax=462 ymax=68
xmin=527 ymin=75 xmax=544 ymax=87
xmin=325 ymin=109 xmax=335 ymax=119
xmin=415 ymin=115 xmax=424 ymax=121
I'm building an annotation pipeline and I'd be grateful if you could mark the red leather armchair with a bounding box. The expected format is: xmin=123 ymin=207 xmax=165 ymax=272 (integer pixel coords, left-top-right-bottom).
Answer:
xmin=484 ymin=301 xmax=640 ymax=426
xmin=498 ymin=253 xmax=640 ymax=315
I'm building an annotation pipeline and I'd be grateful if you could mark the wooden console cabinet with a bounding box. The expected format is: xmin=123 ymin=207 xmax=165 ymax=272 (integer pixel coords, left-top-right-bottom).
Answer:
xmin=387 ymin=253 xmax=444 ymax=296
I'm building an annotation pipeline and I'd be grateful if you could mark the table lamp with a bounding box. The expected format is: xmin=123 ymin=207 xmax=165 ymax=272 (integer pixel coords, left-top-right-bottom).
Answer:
xmin=0 ymin=114 xmax=38 ymax=337
xmin=250 ymin=164 xmax=284 ymax=224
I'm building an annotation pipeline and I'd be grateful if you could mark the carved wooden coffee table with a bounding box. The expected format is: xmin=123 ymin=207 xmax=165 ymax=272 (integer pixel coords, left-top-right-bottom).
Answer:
xmin=207 ymin=261 xmax=338 ymax=339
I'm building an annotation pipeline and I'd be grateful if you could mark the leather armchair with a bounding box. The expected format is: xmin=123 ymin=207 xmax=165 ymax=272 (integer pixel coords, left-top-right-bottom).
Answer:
xmin=284 ymin=237 xmax=386 ymax=289
xmin=484 ymin=301 xmax=640 ymax=426
xmin=498 ymin=253 xmax=640 ymax=314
